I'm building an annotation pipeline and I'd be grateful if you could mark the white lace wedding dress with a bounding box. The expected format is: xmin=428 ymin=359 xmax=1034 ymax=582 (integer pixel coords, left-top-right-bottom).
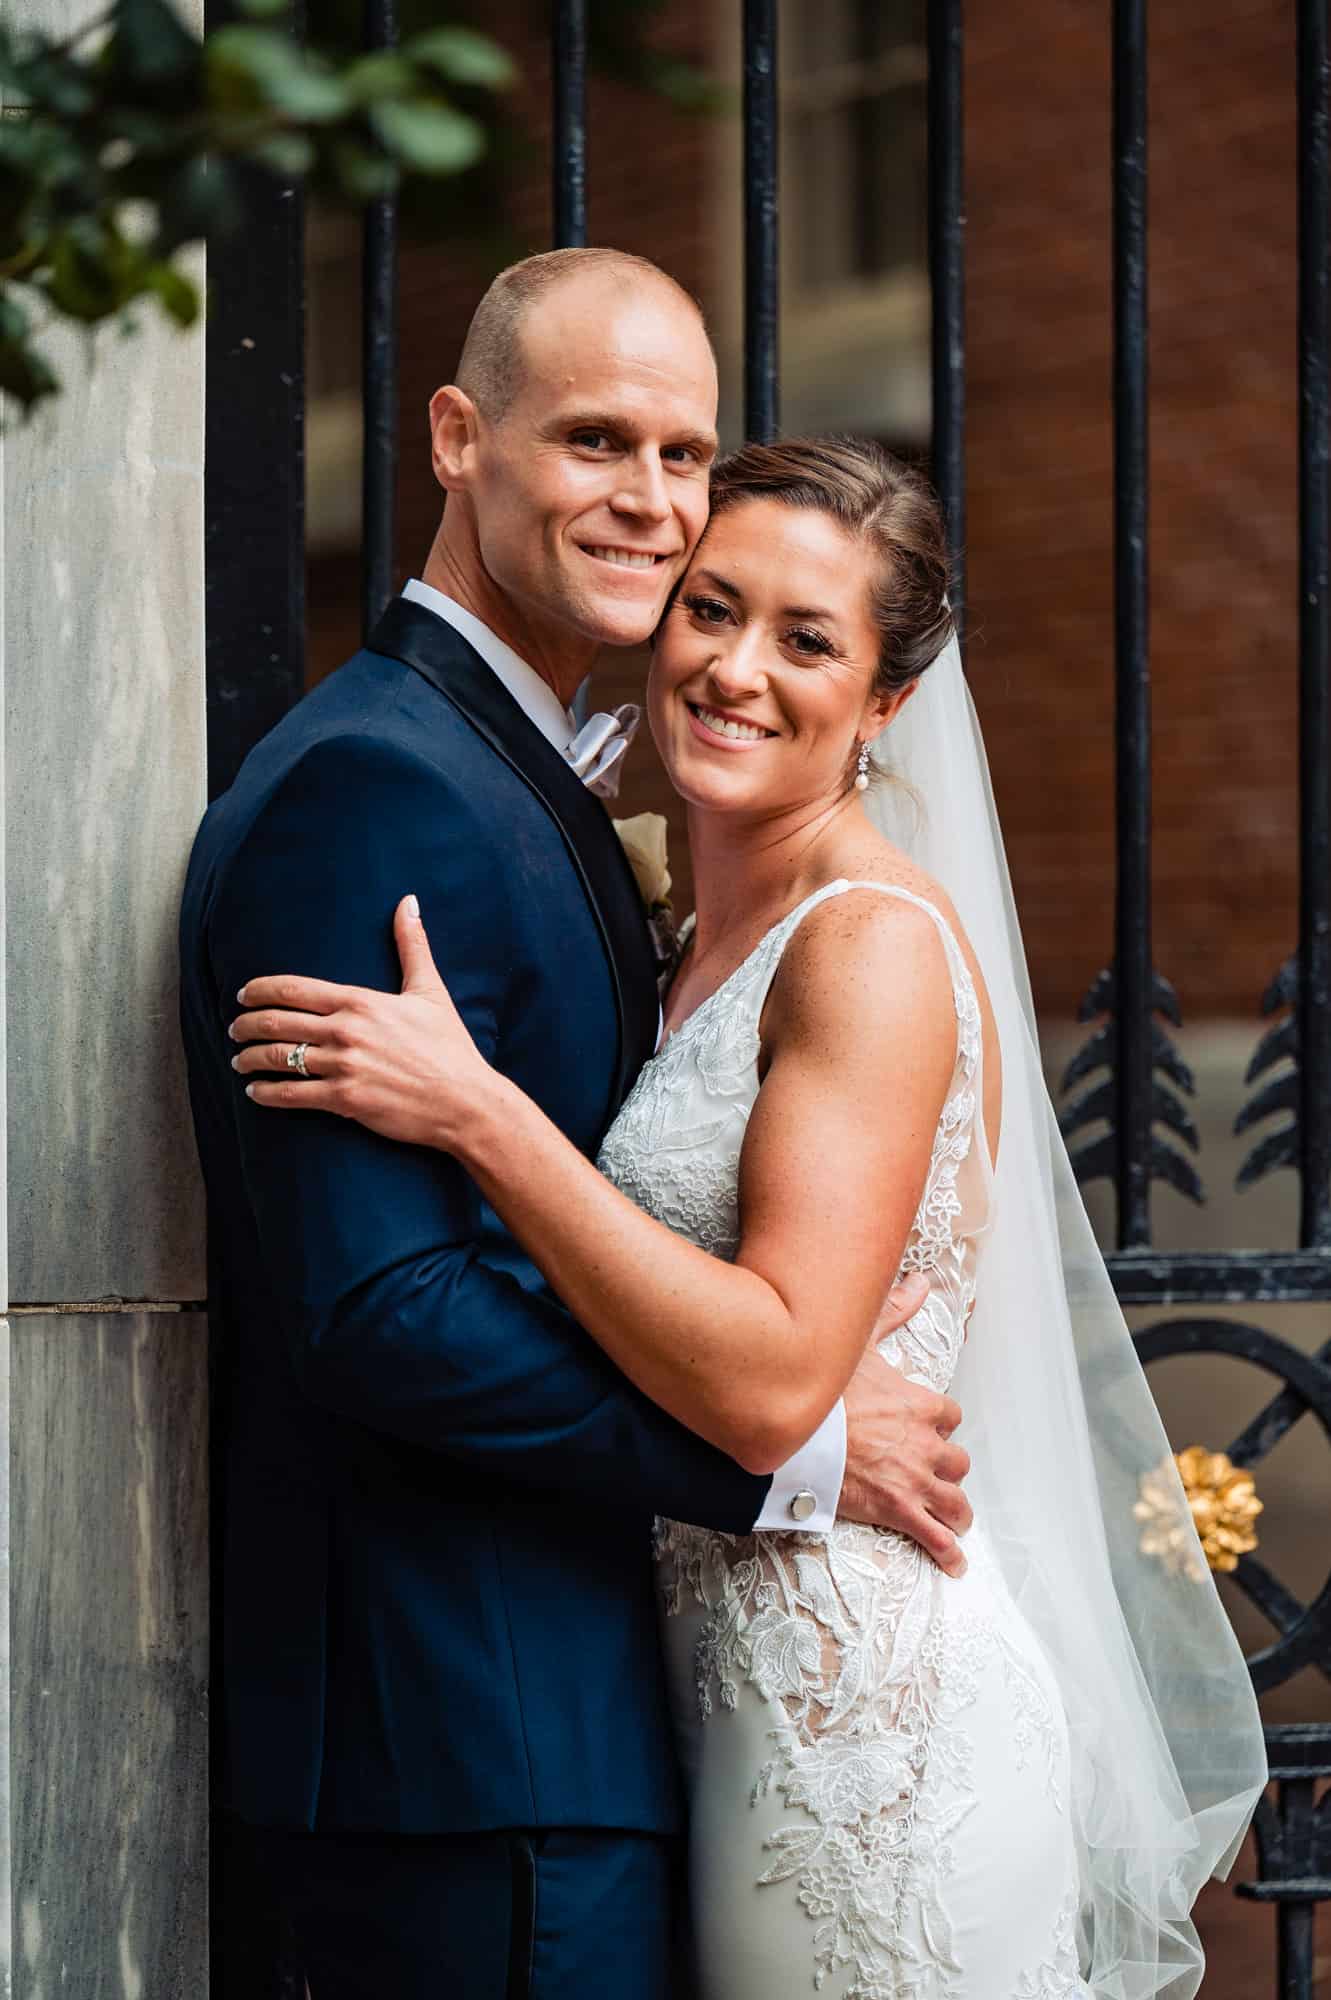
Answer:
xmin=598 ymin=880 xmax=1092 ymax=2000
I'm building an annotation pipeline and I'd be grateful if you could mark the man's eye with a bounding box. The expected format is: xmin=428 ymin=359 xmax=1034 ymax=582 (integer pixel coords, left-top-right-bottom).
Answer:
xmin=663 ymin=445 xmax=698 ymax=465
xmin=684 ymin=595 xmax=730 ymax=624
xmin=571 ymin=430 xmax=610 ymax=451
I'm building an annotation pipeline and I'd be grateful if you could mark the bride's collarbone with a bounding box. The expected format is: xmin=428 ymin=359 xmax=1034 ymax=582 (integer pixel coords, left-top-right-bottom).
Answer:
xmin=661 ymin=869 xmax=913 ymax=1043
xmin=672 ymin=823 xmax=948 ymax=996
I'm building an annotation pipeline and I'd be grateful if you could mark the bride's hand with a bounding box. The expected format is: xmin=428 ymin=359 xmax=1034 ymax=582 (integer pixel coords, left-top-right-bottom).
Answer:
xmin=229 ymin=895 xmax=490 ymax=1152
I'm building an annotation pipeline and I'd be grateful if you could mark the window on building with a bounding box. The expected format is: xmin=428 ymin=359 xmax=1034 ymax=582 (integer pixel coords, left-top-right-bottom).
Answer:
xmin=782 ymin=0 xmax=927 ymax=297
xmin=774 ymin=0 xmax=930 ymax=445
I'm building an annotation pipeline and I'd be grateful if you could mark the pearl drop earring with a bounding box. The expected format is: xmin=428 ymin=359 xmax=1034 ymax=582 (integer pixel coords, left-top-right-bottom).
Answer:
xmin=854 ymin=741 xmax=872 ymax=792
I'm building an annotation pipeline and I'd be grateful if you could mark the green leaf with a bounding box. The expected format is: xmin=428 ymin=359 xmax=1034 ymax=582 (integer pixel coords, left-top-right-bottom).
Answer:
xmin=110 ymin=0 xmax=203 ymax=91
xmin=0 ymin=26 xmax=25 ymax=101
xmin=102 ymin=106 xmax=181 ymax=156
xmin=0 ymin=288 xmax=33 ymax=342
xmin=0 ymin=112 xmax=88 ymax=193
xmin=249 ymin=131 xmax=313 ymax=178
xmin=14 ymin=47 xmax=97 ymax=118
xmin=341 ymin=51 xmax=416 ymax=105
xmin=326 ymin=137 xmax=398 ymax=202
xmin=0 ymin=292 xmax=60 ymax=410
xmin=206 ymin=27 xmax=350 ymax=122
xmin=44 ymin=218 xmax=141 ymax=320
xmin=153 ymin=154 xmax=235 ymax=251
xmin=234 ymin=0 xmax=291 ymax=18
xmin=146 ymin=257 xmax=198 ymax=325
xmin=0 ymin=220 xmax=39 ymax=274
xmin=369 ymin=99 xmax=483 ymax=175
xmin=407 ymin=28 xmax=516 ymax=93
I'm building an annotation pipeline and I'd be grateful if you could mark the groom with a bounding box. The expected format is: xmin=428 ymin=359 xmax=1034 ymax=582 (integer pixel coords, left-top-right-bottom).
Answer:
xmin=180 ymin=248 xmax=971 ymax=1999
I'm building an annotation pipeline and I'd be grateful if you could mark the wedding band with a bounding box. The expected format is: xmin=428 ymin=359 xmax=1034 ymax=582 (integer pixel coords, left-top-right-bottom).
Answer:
xmin=287 ymin=1042 xmax=311 ymax=1079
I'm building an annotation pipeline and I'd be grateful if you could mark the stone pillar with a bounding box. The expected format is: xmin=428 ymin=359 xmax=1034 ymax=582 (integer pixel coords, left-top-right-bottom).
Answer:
xmin=3 ymin=6 xmax=210 ymax=1986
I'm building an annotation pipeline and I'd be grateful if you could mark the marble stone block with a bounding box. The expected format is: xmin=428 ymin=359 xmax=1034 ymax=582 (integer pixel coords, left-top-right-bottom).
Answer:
xmin=0 ymin=1319 xmax=11 ymax=1996
xmin=4 ymin=255 xmax=206 ymax=1306
xmin=10 ymin=1311 xmax=208 ymax=1999
xmin=1 ymin=419 xmax=7 ymax=1319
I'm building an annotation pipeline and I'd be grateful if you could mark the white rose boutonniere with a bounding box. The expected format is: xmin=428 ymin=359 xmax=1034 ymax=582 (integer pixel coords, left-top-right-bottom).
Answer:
xmin=614 ymin=812 xmax=672 ymax=908
xmin=613 ymin=812 xmax=682 ymax=991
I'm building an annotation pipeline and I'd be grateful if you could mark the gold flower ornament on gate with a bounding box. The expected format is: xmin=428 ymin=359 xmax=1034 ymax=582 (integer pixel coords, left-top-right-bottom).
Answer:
xmin=1135 ymin=1447 xmax=1263 ymax=1578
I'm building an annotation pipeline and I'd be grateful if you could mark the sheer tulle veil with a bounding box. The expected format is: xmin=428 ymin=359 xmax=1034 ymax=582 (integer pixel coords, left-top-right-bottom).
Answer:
xmin=865 ymin=634 xmax=1267 ymax=1999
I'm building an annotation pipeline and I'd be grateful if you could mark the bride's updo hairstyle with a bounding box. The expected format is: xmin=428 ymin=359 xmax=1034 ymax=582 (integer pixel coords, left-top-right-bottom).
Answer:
xmin=706 ymin=435 xmax=955 ymax=700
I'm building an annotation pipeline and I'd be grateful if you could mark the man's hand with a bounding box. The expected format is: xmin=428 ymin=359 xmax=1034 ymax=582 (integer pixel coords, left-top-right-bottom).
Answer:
xmin=839 ymin=1278 xmax=972 ymax=1576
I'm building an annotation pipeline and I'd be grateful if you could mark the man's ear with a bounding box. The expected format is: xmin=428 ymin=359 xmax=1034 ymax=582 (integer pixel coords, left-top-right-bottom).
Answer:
xmin=429 ymin=384 xmax=481 ymax=493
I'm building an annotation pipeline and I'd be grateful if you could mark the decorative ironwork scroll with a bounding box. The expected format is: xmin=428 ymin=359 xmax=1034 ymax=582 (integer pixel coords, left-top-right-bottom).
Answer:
xmin=1060 ymin=965 xmax=1204 ymax=1210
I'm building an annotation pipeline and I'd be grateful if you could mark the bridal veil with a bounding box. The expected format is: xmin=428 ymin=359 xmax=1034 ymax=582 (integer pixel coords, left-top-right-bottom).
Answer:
xmin=866 ymin=635 xmax=1267 ymax=1999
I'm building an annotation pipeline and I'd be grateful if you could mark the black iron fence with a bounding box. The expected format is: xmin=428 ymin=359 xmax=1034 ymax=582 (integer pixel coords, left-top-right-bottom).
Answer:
xmin=1057 ymin=7 xmax=1331 ymax=1990
xmin=205 ymin=4 xmax=1330 ymax=1993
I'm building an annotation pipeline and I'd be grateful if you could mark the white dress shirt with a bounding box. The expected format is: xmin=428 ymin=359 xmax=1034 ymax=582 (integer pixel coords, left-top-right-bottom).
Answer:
xmin=400 ymin=579 xmax=846 ymax=1531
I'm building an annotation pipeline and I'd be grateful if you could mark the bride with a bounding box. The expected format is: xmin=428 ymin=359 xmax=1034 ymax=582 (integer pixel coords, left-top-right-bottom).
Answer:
xmin=231 ymin=436 xmax=1265 ymax=1998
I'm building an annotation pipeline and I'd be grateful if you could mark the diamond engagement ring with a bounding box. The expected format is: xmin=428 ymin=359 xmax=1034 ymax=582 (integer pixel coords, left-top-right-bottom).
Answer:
xmin=287 ymin=1042 xmax=311 ymax=1079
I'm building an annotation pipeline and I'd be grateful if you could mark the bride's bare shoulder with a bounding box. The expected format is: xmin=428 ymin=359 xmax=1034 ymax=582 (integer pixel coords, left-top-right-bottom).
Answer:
xmin=838 ymin=836 xmax=989 ymax=1001
xmin=801 ymin=838 xmax=1002 ymax=1150
xmin=765 ymin=839 xmax=996 ymax=1047
xmin=763 ymin=872 xmax=956 ymax=1063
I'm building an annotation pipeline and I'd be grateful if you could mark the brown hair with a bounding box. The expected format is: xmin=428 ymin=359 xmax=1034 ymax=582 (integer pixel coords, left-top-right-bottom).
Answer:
xmin=706 ymin=436 xmax=954 ymax=698
xmin=455 ymin=248 xmax=709 ymax=422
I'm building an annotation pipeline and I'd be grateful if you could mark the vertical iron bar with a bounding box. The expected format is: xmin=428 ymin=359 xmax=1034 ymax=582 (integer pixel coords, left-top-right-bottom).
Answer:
xmin=205 ymin=2 xmax=307 ymax=1982
xmin=1297 ymin=0 xmax=1331 ymax=1249
xmin=1274 ymin=1772 xmax=1317 ymax=2000
xmin=742 ymin=0 xmax=779 ymax=442
xmin=553 ymin=0 xmax=588 ymax=723
xmin=927 ymin=0 xmax=966 ymax=648
xmin=1278 ymin=1901 xmax=1316 ymax=2000
xmin=361 ymin=0 xmax=399 ymax=639
xmin=552 ymin=0 xmax=588 ymax=247
xmin=1111 ymin=0 xmax=1153 ymax=1250
xmin=204 ymin=20 xmax=306 ymax=803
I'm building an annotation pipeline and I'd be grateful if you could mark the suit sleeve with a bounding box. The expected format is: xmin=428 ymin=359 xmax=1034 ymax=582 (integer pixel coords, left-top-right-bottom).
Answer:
xmin=207 ymin=731 xmax=771 ymax=1533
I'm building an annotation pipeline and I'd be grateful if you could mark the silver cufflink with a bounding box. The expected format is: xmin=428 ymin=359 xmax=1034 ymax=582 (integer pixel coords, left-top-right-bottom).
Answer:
xmin=789 ymin=1489 xmax=817 ymax=1523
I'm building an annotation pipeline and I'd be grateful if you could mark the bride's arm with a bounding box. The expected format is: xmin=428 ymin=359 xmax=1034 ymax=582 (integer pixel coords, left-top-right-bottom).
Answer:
xmin=231 ymin=892 xmax=956 ymax=1474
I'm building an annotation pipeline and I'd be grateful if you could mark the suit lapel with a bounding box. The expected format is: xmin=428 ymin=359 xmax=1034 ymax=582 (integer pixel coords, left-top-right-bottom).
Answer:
xmin=369 ymin=596 xmax=659 ymax=1111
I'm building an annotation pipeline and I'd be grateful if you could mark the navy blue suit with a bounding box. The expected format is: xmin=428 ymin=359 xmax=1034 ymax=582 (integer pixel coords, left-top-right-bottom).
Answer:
xmin=180 ymin=598 xmax=770 ymax=1993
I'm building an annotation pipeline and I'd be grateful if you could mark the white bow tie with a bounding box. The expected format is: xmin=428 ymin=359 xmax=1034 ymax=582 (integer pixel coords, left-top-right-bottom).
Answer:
xmin=564 ymin=704 xmax=641 ymax=799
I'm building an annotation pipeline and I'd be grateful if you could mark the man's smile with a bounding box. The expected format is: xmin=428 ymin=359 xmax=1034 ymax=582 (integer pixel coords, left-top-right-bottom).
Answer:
xmin=580 ymin=543 xmax=675 ymax=570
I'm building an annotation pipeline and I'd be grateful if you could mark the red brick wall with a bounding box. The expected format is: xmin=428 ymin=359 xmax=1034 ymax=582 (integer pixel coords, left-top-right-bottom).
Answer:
xmin=964 ymin=0 xmax=1300 ymax=1017
xmin=309 ymin=0 xmax=1304 ymax=1021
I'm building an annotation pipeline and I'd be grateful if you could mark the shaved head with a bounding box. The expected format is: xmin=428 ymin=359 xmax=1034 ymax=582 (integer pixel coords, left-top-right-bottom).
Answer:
xmin=423 ymin=245 xmax=718 ymax=695
xmin=454 ymin=247 xmax=709 ymax=423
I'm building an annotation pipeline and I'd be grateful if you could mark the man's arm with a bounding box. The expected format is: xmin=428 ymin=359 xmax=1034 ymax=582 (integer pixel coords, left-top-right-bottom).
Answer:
xmin=226 ymin=818 xmax=973 ymax=1565
xmin=209 ymin=731 xmax=770 ymax=1532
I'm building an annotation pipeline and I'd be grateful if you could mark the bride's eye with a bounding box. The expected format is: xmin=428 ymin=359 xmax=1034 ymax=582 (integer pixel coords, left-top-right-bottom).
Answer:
xmin=787 ymin=626 xmax=833 ymax=658
xmin=683 ymin=594 xmax=732 ymax=626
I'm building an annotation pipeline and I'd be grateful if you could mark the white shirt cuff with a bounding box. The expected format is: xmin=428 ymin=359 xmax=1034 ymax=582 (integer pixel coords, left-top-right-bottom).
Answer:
xmin=754 ymin=1399 xmax=846 ymax=1533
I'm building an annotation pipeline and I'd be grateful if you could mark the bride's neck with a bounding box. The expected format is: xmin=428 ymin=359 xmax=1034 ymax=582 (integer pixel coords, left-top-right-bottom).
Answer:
xmin=685 ymin=795 xmax=854 ymax=948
